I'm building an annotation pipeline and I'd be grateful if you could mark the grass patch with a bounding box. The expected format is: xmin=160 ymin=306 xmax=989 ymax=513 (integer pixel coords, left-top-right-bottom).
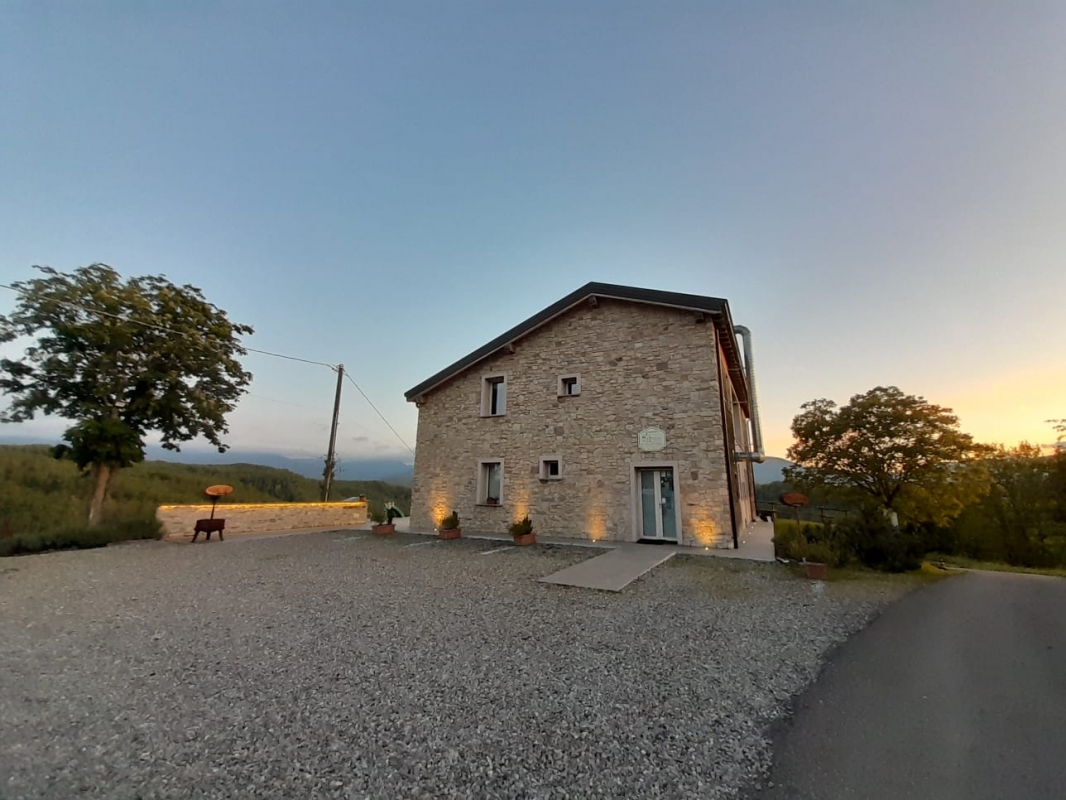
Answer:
xmin=777 ymin=560 xmax=958 ymax=586
xmin=772 ymin=518 xmax=824 ymax=538
xmin=925 ymin=553 xmax=1066 ymax=579
xmin=0 ymin=517 xmax=161 ymax=557
xmin=809 ymin=561 xmax=959 ymax=585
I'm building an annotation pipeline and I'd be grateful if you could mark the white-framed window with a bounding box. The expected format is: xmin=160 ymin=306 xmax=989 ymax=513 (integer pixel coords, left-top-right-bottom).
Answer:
xmin=477 ymin=459 xmax=504 ymax=505
xmin=539 ymin=456 xmax=562 ymax=481
xmin=481 ymin=374 xmax=507 ymax=416
xmin=558 ymin=374 xmax=580 ymax=397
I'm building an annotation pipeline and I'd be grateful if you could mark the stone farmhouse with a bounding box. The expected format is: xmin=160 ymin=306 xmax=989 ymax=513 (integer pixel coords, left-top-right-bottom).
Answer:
xmin=404 ymin=283 xmax=764 ymax=548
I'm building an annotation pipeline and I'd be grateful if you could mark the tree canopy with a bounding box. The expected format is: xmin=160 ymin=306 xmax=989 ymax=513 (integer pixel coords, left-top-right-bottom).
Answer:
xmin=1050 ymin=419 xmax=1066 ymax=443
xmin=0 ymin=264 xmax=253 ymax=524
xmin=784 ymin=386 xmax=988 ymax=526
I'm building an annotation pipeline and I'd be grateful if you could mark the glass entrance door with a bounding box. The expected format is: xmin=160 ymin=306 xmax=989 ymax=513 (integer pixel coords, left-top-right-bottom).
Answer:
xmin=638 ymin=468 xmax=678 ymax=541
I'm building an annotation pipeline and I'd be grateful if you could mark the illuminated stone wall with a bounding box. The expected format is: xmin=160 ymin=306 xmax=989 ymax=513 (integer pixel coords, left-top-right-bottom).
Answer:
xmin=157 ymin=501 xmax=368 ymax=540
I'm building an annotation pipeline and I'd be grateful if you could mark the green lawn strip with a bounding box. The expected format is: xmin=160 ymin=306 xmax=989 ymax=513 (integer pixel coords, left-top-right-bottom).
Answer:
xmin=925 ymin=553 xmax=1066 ymax=579
xmin=674 ymin=553 xmax=956 ymax=586
xmin=815 ymin=561 xmax=958 ymax=584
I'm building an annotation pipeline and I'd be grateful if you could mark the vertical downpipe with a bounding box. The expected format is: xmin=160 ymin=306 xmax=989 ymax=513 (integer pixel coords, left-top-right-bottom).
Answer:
xmin=733 ymin=326 xmax=765 ymax=463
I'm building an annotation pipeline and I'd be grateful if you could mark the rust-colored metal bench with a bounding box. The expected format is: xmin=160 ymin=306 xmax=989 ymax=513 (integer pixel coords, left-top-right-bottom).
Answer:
xmin=192 ymin=518 xmax=225 ymax=542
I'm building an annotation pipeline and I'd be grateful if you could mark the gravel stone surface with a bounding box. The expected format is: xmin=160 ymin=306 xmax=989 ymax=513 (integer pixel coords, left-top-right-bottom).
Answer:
xmin=0 ymin=533 xmax=909 ymax=798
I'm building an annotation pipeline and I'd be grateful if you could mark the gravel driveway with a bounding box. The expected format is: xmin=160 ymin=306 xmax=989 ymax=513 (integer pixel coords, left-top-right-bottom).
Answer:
xmin=1 ymin=532 xmax=908 ymax=798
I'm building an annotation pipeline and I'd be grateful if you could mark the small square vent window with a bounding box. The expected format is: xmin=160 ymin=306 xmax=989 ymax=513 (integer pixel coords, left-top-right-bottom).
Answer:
xmin=558 ymin=375 xmax=580 ymax=397
xmin=539 ymin=457 xmax=562 ymax=480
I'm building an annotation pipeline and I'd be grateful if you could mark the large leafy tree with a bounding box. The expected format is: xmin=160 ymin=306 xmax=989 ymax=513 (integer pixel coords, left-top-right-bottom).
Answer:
xmin=982 ymin=443 xmax=1061 ymax=565
xmin=785 ymin=386 xmax=988 ymax=526
xmin=0 ymin=264 xmax=253 ymax=525
xmin=1049 ymin=419 xmax=1066 ymax=524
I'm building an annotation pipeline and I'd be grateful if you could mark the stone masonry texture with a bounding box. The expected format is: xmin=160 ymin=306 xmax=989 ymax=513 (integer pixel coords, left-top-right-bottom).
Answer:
xmin=157 ymin=502 xmax=368 ymax=540
xmin=411 ymin=299 xmax=750 ymax=547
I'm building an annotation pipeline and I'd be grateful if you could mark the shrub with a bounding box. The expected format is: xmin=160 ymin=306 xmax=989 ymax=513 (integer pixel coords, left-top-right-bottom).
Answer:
xmin=804 ymin=542 xmax=836 ymax=565
xmin=0 ymin=516 xmax=161 ymax=557
xmin=833 ymin=513 xmax=923 ymax=572
xmin=440 ymin=510 xmax=460 ymax=530
xmin=508 ymin=516 xmax=533 ymax=536
xmin=773 ymin=522 xmax=815 ymax=561
xmin=369 ymin=508 xmax=386 ymax=525
xmin=805 ymin=523 xmax=853 ymax=567
xmin=772 ymin=522 xmax=799 ymax=558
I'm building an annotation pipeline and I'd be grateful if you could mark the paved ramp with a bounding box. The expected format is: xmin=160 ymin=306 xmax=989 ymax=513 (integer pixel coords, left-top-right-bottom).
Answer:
xmin=539 ymin=546 xmax=676 ymax=591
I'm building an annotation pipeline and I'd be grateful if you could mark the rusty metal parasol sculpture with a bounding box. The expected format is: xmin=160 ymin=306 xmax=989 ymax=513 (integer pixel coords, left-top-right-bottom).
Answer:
xmin=780 ymin=491 xmax=809 ymax=527
xmin=191 ymin=484 xmax=233 ymax=543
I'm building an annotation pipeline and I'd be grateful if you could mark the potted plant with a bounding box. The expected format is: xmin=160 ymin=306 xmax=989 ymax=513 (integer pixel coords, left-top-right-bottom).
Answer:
xmin=803 ymin=542 xmax=834 ymax=580
xmin=370 ymin=507 xmax=397 ymax=536
xmin=439 ymin=510 xmax=462 ymax=540
xmin=508 ymin=516 xmax=536 ymax=547
xmin=485 ymin=496 xmax=499 ymax=506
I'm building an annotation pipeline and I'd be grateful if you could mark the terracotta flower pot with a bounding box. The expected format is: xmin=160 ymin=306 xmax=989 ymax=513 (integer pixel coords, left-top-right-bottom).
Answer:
xmin=439 ymin=527 xmax=461 ymax=540
xmin=804 ymin=561 xmax=828 ymax=580
xmin=512 ymin=532 xmax=536 ymax=547
xmin=371 ymin=524 xmax=395 ymax=536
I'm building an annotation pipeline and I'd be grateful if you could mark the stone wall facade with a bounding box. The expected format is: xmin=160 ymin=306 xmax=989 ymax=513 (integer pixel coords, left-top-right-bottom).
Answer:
xmin=410 ymin=299 xmax=754 ymax=547
xmin=157 ymin=502 xmax=368 ymax=540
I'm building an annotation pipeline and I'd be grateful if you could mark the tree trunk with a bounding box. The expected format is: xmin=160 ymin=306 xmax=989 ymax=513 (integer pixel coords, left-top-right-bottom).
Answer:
xmin=87 ymin=463 xmax=113 ymax=527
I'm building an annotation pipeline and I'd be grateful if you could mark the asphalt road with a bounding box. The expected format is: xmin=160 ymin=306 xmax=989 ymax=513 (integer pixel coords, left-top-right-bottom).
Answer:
xmin=760 ymin=571 xmax=1066 ymax=800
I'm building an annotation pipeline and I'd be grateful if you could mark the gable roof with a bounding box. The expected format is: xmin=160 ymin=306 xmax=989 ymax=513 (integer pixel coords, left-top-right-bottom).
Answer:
xmin=404 ymin=281 xmax=750 ymax=407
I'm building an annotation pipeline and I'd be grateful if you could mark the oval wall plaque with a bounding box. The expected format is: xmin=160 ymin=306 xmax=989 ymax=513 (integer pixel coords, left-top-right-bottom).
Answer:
xmin=638 ymin=427 xmax=666 ymax=452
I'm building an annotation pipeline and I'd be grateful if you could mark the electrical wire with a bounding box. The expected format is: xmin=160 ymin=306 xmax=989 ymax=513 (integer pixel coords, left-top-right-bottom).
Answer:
xmin=343 ymin=371 xmax=416 ymax=456
xmin=1 ymin=280 xmax=416 ymax=456
xmin=244 ymin=393 xmax=332 ymax=414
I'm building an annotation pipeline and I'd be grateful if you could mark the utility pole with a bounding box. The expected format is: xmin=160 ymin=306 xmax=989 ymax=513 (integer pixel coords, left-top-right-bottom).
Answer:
xmin=322 ymin=363 xmax=344 ymax=501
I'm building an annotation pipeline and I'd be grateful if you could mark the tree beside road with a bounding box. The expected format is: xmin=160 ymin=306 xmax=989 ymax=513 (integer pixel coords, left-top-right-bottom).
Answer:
xmin=0 ymin=264 xmax=252 ymax=525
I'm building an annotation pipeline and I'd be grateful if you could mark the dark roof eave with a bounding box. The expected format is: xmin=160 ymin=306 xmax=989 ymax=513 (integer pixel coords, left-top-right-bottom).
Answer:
xmin=405 ymin=281 xmax=750 ymax=410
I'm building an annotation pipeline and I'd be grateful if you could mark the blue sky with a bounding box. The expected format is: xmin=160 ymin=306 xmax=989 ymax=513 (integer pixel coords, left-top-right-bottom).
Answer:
xmin=2 ymin=1 xmax=1065 ymax=463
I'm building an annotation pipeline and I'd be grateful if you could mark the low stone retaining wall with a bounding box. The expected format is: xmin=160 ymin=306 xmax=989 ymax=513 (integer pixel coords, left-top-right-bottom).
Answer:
xmin=157 ymin=502 xmax=368 ymax=541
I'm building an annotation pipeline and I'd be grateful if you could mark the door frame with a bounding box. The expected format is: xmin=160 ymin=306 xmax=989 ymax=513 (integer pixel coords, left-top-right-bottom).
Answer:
xmin=630 ymin=460 xmax=682 ymax=545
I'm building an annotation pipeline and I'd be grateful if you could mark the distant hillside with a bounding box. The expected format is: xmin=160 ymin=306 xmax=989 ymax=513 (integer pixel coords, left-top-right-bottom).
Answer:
xmin=0 ymin=434 xmax=414 ymax=483
xmin=382 ymin=472 xmax=414 ymax=487
xmin=136 ymin=446 xmax=415 ymax=483
xmin=753 ymin=456 xmax=793 ymax=484
xmin=0 ymin=444 xmax=411 ymax=537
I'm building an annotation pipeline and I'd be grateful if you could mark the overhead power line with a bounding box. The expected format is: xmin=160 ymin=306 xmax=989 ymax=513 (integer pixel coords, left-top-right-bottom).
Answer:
xmin=344 ymin=371 xmax=416 ymax=456
xmin=1 ymin=280 xmax=416 ymax=460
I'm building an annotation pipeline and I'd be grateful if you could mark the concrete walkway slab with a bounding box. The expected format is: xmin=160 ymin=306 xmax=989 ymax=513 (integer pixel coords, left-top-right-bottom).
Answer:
xmin=714 ymin=519 xmax=776 ymax=562
xmin=539 ymin=545 xmax=677 ymax=591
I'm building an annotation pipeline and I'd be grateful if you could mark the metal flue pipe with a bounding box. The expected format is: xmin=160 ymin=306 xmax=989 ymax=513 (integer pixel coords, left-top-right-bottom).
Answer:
xmin=733 ymin=325 xmax=765 ymax=464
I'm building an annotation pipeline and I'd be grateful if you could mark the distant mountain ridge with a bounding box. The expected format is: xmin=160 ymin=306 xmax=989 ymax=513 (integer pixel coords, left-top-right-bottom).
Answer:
xmin=0 ymin=434 xmax=414 ymax=483
xmin=154 ymin=448 xmax=415 ymax=483
xmin=752 ymin=456 xmax=793 ymax=484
